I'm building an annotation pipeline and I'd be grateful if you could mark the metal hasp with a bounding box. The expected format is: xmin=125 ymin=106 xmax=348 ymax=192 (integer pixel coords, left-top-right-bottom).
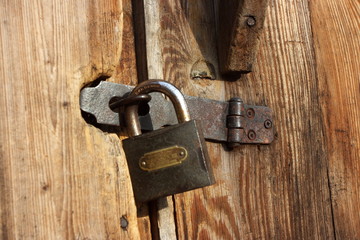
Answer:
xmin=218 ymin=0 xmax=269 ymax=75
xmin=80 ymin=81 xmax=274 ymax=145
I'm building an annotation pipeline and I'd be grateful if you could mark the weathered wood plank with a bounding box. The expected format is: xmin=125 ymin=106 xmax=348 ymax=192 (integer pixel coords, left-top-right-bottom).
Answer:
xmin=309 ymin=0 xmax=360 ymax=238
xmin=140 ymin=2 xmax=225 ymax=239
xmin=147 ymin=0 xmax=335 ymax=239
xmin=2 ymin=0 xmax=357 ymax=238
xmin=0 ymin=0 xmax=141 ymax=238
xmin=159 ymin=0 xmax=224 ymax=99
xmin=139 ymin=0 xmax=178 ymax=238
xmin=218 ymin=0 xmax=269 ymax=74
xmin=229 ymin=0 xmax=335 ymax=238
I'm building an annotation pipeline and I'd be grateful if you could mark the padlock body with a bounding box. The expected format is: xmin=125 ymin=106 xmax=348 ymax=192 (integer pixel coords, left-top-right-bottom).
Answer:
xmin=122 ymin=120 xmax=214 ymax=203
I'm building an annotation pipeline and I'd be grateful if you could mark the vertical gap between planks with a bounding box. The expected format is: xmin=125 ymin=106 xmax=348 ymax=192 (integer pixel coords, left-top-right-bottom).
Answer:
xmin=132 ymin=0 xmax=148 ymax=82
xmin=132 ymin=0 xmax=178 ymax=239
xmin=131 ymin=0 xmax=152 ymax=238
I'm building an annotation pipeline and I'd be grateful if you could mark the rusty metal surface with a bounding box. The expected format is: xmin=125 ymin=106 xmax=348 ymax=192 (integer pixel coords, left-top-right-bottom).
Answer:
xmin=80 ymin=81 xmax=274 ymax=144
xmin=227 ymin=98 xmax=273 ymax=146
xmin=240 ymin=106 xmax=273 ymax=144
xmin=80 ymin=81 xmax=133 ymax=126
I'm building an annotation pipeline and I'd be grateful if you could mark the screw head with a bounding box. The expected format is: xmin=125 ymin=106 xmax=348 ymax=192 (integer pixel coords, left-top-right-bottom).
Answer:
xmin=246 ymin=16 xmax=256 ymax=27
xmin=141 ymin=161 xmax=147 ymax=167
xmin=264 ymin=119 xmax=272 ymax=129
xmin=248 ymin=130 xmax=256 ymax=140
xmin=246 ymin=108 xmax=255 ymax=118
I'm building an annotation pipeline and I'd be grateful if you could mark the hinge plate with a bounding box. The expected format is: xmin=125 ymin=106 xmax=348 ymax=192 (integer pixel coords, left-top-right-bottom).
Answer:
xmin=80 ymin=81 xmax=274 ymax=145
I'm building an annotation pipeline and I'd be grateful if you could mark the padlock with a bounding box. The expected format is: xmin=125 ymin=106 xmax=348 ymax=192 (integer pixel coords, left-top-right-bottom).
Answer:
xmin=122 ymin=80 xmax=215 ymax=203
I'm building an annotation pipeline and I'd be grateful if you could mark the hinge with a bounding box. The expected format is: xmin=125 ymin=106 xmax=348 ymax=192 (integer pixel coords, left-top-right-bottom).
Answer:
xmin=80 ymin=81 xmax=274 ymax=146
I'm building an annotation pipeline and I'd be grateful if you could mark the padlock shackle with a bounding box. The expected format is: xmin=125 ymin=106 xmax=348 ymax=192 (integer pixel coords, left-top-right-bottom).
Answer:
xmin=125 ymin=80 xmax=191 ymax=137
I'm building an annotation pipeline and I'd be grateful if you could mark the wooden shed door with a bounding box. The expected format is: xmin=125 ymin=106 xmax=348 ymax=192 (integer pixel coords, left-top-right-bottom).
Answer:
xmin=1 ymin=0 xmax=359 ymax=239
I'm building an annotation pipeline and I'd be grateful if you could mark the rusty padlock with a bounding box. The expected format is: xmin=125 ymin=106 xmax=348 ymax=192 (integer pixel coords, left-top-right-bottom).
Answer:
xmin=122 ymin=80 xmax=215 ymax=203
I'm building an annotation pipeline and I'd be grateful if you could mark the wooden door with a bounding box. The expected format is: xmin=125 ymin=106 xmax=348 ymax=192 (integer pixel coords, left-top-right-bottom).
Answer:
xmin=1 ymin=0 xmax=359 ymax=239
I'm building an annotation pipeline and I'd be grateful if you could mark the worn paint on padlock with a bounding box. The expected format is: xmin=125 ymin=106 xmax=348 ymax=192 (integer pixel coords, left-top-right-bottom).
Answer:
xmin=123 ymin=120 xmax=214 ymax=203
xmin=122 ymin=80 xmax=215 ymax=203
xmin=139 ymin=146 xmax=188 ymax=171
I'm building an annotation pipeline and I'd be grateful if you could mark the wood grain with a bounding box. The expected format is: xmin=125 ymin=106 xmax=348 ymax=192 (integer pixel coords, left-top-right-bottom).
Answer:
xmin=309 ymin=0 xmax=360 ymax=238
xmin=218 ymin=0 xmax=269 ymax=74
xmin=140 ymin=0 xmax=178 ymax=239
xmin=159 ymin=0 xmax=224 ymax=99
xmin=229 ymin=0 xmax=335 ymax=237
xmin=1 ymin=0 xmax=358 ymax=239
xmin=148 ymin=0 xmax=336 ymax=239
xmin=0 ymin=0 xmax=141 ymax=239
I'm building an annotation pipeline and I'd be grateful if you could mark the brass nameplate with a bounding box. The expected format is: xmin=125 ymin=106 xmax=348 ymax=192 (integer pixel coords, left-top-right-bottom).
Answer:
xmin=139 ymin=146 xmax=188 ymax=171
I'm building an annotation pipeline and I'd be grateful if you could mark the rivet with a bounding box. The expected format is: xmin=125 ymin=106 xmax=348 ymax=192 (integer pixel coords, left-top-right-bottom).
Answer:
xmin=248 ymin=130 xmax=256 ymax=140
xmin=246 ymin=108 xmax=255 ymax=118
xmin=264 ymin=119 xmax=272 ymax=129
